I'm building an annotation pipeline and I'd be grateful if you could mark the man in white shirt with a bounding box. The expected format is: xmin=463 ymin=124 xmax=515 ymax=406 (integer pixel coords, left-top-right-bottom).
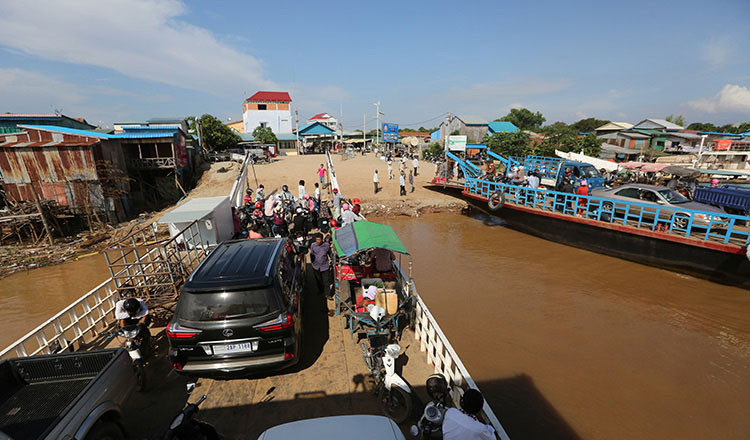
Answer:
xmin=442 ymin=389 xmax=495 ymax=440
xmin=412 ymin=156 xmax=419 ymax=176
xmin=298 ymin=180 xmax=306 ymax=206
xmin=528 ymin=171 xmax=540 ymax=189
xmin=340 ymin=203 xmax=362 ymax=226
xmin=373 ymin=169 xmax=380 ymax=194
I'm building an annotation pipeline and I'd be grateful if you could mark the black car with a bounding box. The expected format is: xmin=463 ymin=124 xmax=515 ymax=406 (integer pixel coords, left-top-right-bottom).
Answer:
xmin=167 ymin=238 xmax=305 ymax=377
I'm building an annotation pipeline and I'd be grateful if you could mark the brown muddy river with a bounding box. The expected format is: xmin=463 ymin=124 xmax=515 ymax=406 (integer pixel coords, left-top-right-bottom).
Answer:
xmin=1 ymin=212 xmax=749 ymax=439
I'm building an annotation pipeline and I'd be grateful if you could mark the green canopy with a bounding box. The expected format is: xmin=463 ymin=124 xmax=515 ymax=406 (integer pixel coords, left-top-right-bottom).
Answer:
xmin=332 ymin=221 xmax=409 ymax=257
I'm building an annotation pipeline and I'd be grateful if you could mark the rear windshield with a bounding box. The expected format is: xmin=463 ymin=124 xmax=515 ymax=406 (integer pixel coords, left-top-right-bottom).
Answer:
xmin=178 ymin=288 xmax=279 ymax=321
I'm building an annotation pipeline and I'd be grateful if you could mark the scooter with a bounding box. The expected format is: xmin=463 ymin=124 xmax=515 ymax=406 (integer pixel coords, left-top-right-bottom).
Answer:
xmin=114 ymin=323 xmax=150 ymax=391
xmin=361 ymin=335 xmax=413 ymax=423
xmin=411 ymin=374 xmax=451 ymax=438
xmin=161 ymin=383 xmax=219 ymax=440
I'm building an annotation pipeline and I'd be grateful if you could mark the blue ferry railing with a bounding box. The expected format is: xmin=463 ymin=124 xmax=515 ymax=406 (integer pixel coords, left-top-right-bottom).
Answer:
xmin=509 ymin=155 xmax=562 ymax=180
xmin=464 ymin=178 xmax=750 ymax=246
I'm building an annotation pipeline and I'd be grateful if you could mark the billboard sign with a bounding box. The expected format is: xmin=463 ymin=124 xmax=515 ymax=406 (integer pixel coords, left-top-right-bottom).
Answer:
xmin=382 ymin=123 xmax=399 ymax=142
xmin=447 ymin=135 xmax=467 ymax=151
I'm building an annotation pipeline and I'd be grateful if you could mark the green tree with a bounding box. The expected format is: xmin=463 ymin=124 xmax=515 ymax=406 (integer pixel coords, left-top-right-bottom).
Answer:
xmin=539 ymin=122 xmax=577 ymax=155
xmin=198 ymin=114 xmax=241 ymax=151
xmin=665 ymin=114 xmax=686 ymax=127
xmin=483 ymin=132 xmax=532 ymax=157
xmin=686 ymin=122 xmax=718 ymax=132
xmin=496 ymin=108 xmax=546 ymax=131
xmin=569 ymin=118 xmax=610 ymax=133
xmin=252 ymin=125 xmax=278 ymax=144
xmin=574 ymin=133 xmax=603 ymax=157
xmin=423 ymin=142 xmax=444 ymax=160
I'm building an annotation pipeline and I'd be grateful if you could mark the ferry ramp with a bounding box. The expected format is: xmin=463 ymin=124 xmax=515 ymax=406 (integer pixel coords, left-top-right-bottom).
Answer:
xmin=108 ymin=265 xmax=436 ymax=439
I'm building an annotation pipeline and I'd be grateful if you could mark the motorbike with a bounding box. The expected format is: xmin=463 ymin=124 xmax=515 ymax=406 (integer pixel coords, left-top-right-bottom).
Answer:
xmin=111 ymin=323 xmax=150 ymax=391
xmin=361 ymin=335 xmax=413 ymax=423
xmin=161 ymin=383 xmax=219 ymax=440
xmin=411 ymin=374 xmax=451 ymax=439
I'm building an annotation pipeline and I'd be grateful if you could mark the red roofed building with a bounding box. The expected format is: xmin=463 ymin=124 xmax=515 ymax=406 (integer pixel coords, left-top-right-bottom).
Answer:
xmin=242 ymin=91 xmax=293 ymax=134
xmin=306 ymin=112 xmax=339 ymax=132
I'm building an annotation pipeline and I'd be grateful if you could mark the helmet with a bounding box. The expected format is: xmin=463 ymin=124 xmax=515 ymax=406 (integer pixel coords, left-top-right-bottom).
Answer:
xmin=304 ymin=193 xmax=310 ymax=200
xmin=460 ymin=389 xmax=484 ymax=415
xmin=352 ymin=198 xmax=361 ymax=204
xmin=342 ymin=203 xmax=350 ymax=210
xmin=246 ymin=188 xmax=253 ymax=195
xmin=296 ymin=207 xmax=303 ymax=214
xmin=122 ymin=298 xmax=141 ymax=317
xmin=425 ymin=374 xmax=449 ymax=402
xmin=333 ymin=188 xmax=339 ymax=193
xmin=282 ymin=185 xmax=289 ymax=192
xmin=580 ymin=179 xmax=588 ymax=186
xmin=711 ymin=178 xmax=719 ymax=184
xmin=255 ymin=202 xmax=262 ymax=209
xmin=330 ymin=219 xmax=338 ymax=227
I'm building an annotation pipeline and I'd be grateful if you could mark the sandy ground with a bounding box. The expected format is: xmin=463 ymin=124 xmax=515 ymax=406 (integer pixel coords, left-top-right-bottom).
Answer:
xmin=246 ymin=153 xmax=465 ymax=216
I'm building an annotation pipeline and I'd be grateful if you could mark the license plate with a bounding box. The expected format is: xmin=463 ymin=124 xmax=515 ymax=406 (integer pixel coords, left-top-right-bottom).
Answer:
xmin=213 ymin=341 xmax=258 ymax=355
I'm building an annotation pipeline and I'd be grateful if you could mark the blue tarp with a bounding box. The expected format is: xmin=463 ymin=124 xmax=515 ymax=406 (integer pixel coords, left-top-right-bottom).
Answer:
xmin=488 ymin=121 xmax=518 ymax=134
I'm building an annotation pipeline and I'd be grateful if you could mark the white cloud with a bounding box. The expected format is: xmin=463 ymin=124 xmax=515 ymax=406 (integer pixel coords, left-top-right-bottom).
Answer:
xmin=446 ymin=78 xmax=572 ymax=102
xmin=688 ymin=84 xmax=750 ymax=113
xmin=0 ymin=0 xmax=276 ymax=97
xmin=701 ymin=38 xmax=732 ymax=70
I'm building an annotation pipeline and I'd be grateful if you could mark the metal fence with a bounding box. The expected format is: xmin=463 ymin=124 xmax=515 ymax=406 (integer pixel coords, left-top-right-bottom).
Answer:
xmin=1 ymin=221 xmax=213 ymax=361
xmin=393 ymin=260 xmax=510 ymax=440
xmin=229 ymin=152 xmax=251 ymax=208
xmin=465 ymin=177 xmax=750 ymax=246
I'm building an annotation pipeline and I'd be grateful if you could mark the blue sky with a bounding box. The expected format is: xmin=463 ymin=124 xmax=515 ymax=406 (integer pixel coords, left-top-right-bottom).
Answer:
xmin=0 ymin=0 xmax=749 ymax=130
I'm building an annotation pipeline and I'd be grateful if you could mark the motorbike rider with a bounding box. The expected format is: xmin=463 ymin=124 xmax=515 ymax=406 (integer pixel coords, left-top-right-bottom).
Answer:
xmin=279 ymin=184 xmax=296 ymax=204
xmin=272 ymin=205 xmax=287 ymax=237
xmin=255 ymin=184 xmax=265 ymax=203
xmin=442 ymin=389 xmax=495 ymax=440
xmin=252 ymin=201 xmax=265 ymax=221
xmin=243 ymin=188 xmax=254 ymax=205
xmin=291 ymin=207 xmax=309 ymax=236
xmin=114 ymin=297 xmax=151 ymax=346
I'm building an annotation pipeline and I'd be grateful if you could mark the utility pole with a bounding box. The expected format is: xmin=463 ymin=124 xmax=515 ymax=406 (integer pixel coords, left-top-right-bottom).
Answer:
xmin=363 ymin=113 xmax=366 ymax=148
xmin=295 ymin=108 xmax=300 ymax=154
xmin=374 ymin=101 xmax=381 ymax=147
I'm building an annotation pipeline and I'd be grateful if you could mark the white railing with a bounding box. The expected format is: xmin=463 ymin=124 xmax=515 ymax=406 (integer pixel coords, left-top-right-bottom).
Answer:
xmin=229 ymin=152 xmax=251 ymax=208
xmin=413 ymin=292 xmax=511 ymax=440
xmin=0 ymin=277 xmax=119 ymax=360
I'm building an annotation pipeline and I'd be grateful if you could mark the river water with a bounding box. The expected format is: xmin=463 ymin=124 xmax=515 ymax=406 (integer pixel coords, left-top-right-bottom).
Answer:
xmin=1 ymin=213 xmax=749 ymax=439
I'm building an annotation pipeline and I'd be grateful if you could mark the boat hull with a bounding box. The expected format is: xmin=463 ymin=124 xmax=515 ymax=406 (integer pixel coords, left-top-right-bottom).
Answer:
xmin=458 ymin=190 xmax=750 ymax=289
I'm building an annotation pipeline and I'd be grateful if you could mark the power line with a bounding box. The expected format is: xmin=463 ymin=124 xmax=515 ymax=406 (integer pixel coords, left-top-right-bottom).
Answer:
xmin=398 ymin=112 xmax=449 ymax=128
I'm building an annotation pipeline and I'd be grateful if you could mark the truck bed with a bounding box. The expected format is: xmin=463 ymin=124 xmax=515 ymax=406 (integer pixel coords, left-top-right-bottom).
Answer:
xmin=0 ymin=350 xmax=121 ymax=440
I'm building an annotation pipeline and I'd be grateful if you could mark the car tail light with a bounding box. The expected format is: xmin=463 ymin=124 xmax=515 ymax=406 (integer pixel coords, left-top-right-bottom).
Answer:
xmin=166 ymin=322 xmax=202 ymax=339
xmin=172 ymin=362 xmax=184 ymax=370
xmin=255 ymin=313 xmax=294 ymax=332
xmin=284 ymin=352 xmax=294 ymax=360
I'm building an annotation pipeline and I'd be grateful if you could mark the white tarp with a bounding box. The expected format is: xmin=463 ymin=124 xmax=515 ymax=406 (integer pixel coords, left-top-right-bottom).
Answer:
xmin=555 ymin=149 xmax=619 ymax=172
xmin=325 ymin=149 xmax=340 ymax=193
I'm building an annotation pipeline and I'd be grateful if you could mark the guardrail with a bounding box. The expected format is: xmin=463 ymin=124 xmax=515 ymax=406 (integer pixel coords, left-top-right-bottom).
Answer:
xmin=392 ymin=260 xmax=510 ymax=440
xmin=1 ymin=221 xmax=213 ymax=361
xmin=229 ymin=152 xmax=251 ymax=209
xmin=510 ymin=154 xmax=562 ymax=179
xmin=465 ymin=177 xmax=750 ymax=246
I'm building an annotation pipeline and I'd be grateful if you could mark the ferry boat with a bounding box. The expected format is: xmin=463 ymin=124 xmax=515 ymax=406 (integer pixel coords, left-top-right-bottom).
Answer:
xmin=0 ymin=155 xmax=510 ymax=439
xmin=430 ymin=155 xmax=750 ymax=289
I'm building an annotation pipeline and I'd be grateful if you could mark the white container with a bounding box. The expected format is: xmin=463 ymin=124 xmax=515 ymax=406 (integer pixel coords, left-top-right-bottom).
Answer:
xmin=158 ymin=196 xmax=233 ymax=248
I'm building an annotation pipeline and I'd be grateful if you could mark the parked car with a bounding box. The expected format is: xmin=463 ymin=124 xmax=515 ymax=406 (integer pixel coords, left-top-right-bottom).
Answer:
xmin=0 ymin=349 xmax=135 ymax=440
xmin=168 ymin=238 xmax=305 ymax=377
xmin=256 ymin=415 xmax=406 ymax=440
xmin=590 ymin=183 xmax=728 ymax=228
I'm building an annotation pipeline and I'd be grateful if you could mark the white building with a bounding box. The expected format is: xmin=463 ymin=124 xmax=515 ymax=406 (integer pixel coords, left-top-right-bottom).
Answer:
xmin=307 ymin=113 xmax=339 ymax=132
xmin=242 ymin=91 xmax=293 ymax=134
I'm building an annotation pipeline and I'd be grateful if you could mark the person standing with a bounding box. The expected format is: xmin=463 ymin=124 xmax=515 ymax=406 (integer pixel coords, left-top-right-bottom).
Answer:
xmin=576 ymin=179 xmax=589 ymax=216
xmin=408 ymin=170 xmax=414 ymax=193
xmin=399 ymin=171 xmax=406 ymax=196
xmin=373 ymin=169 xmax=380 ymax=194
xmin=317 ymin=164 xmax=326 ymax=187
xmin=333 ymin=188 xmax=342 ymax=219
xmin=297 ymin=180 xmax=306 ymax=205
xmin=412 ymin=155 xmax=419 ymax=176
xmin=387 ymin=159 xmax=393 ymax=180
xmin=528 ymin=171 xmax=540 ymax=189
xmin=310 ymin=234 xmax=332 ymax=298
xmin=314 ymin=182 xmax=321 ymax=209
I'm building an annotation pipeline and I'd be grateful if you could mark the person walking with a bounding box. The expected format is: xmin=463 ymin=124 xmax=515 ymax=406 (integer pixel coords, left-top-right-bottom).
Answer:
xmin=387 ymin=159 xmax=393 ymax=180
xmin=317 ymin=164 xmax=326 ymax=187
xmin=333 ymin=188 xmax=342 ymax=219
xmin=408 ymin=170 xmax=414 ymax=193
xmin=297 ymin=180 xmax=306 ymax=205
xmin=373 ymin=169 xmax=379 ymax=194
xmin=310 ymin=234 xmax=332 ymax=298
xmin=412 ymin=155 xmax=419 ymax=176
xmin=399 ymin=171 xmax=406 ymax=196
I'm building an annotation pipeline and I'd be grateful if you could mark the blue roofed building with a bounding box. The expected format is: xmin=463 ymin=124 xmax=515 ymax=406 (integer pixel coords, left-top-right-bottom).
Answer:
xmin=0 ymin=113 xmax=96 ymax=134
xmin=488 ymin=121 xmax=519 ymax=134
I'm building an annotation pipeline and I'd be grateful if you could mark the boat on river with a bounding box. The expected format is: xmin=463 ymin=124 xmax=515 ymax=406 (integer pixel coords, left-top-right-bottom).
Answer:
xmin=429 ymin=156 xmax=750 ymax=289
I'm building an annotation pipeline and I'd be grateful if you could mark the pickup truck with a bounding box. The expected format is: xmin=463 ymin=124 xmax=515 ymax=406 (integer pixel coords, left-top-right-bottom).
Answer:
xmin=487 ymin=152 xmax=605 ymax=189
xmin=0 ymin=348 xmax=135 ymax=440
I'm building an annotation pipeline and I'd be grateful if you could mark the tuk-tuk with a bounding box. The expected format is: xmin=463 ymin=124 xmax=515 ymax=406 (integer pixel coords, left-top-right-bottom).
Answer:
xmin=331 ymin=222 xmax=415 ymax=340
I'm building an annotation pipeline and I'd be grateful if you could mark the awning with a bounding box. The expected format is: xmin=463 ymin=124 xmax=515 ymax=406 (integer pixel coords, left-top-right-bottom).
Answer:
xmin=332 ymin=221 xmax=409 ymax=257
xmin=619 ymin=161 xmax=670 ymax=172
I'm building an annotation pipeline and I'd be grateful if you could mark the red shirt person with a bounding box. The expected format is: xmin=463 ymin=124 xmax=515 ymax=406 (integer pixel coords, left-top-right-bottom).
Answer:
xmin=575 ymin=180 xmax=589 ymax=215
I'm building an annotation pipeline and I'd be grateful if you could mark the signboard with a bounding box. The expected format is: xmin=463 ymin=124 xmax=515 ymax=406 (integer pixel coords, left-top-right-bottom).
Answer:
xmin=382 ymin=123 xmax=399 ymax=143
xmin=447 ymin=135 xmax=467 ymax=152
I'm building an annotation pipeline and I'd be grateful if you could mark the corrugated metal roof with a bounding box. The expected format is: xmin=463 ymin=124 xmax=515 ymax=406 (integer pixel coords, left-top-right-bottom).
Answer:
xmin=245 ymin=91 xmax=292 ymax=102
xmin=596 ymin=122 xmax=633 ymax=131
xmin=488 ymin=121 xmax=518 ymax=133
xmin=0 ymin=114 xmax=61 ymax=119
xmin=112 ymin=131 xmax=179 ymax=139
xmin=18 ymin=125 xmax=113 ymax=138
xmin=633 ymin=119 xmax=683 ymax=130
xmin=121 ymin=125 xmax=181 ymax=131
xmin=299 ymin=122 xmax=335 ymax=135
xmin=276 ymin=133 xmax=298 ymax=141
xmin=457 ymin=115 xmax=487 ymax=126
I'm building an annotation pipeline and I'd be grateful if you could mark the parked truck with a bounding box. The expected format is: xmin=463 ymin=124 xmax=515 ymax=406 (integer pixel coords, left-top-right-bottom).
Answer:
xmin=0 ymin=348 xmax=135 ymax=440
xmin=487 ymin=152 xmax=606 ymax=189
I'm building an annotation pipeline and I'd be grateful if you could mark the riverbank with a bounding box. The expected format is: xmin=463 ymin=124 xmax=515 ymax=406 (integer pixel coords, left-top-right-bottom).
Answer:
xmin=0 ymin=154 xmax=463 ymax=278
